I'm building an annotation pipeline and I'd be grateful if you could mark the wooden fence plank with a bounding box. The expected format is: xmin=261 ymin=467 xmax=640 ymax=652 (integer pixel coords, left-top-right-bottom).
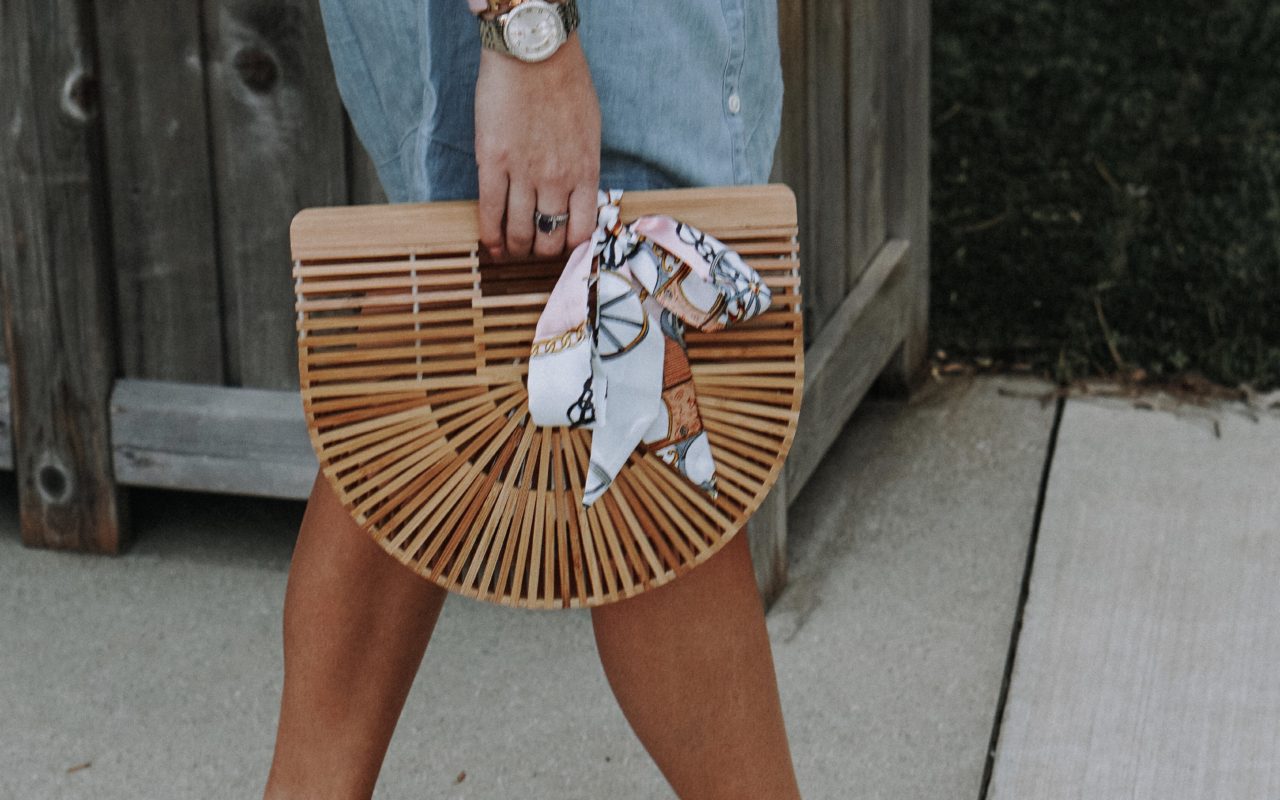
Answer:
xmin=202 ymin=0 xmax=347 ymax=389
xmin=111 ymin=378 xmax=317 ymax=499
xmin=803 ymin=0 xmax=851 ymax=334
xmin=769 ymin=0 xmax=806 ymax=190
xmin=872 ymin=0 xmax=930 ymax=394
xmin=847 ymin=0 xmax=888 ymax=285
xmin=770 ymin=0 xmax=808 ymax=341
xmin=0 ymin=0 xmax=129 ymax=552
xmin=93 ymin=0 xmax=225 ymax=383
xmin=0 ymin=366 xmax=13 ymax=470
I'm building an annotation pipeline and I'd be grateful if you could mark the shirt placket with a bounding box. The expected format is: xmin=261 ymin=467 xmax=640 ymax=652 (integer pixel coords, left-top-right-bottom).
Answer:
xmin=720 ymin=0 xmax=749 ymax=184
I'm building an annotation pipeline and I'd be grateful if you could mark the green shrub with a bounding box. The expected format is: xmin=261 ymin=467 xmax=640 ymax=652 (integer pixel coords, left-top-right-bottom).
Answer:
xmin=931 ymin=0 xmax=1280 ymax=389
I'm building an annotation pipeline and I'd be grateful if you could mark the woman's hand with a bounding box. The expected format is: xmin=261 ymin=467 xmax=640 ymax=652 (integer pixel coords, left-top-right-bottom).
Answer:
xmin=474 ymin=31 xmax=601 ymax=261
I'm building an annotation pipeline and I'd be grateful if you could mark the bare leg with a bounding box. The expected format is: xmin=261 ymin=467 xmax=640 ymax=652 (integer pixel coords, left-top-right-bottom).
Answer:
xmin=264 ymin=469 xmax=449 ymax=800
xmin=590 ymin=528 xmax=801 ymax=800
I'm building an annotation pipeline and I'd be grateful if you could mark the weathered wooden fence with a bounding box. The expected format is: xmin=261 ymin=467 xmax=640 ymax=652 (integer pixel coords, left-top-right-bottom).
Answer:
xmin=0 ymin=0 xmax=927 ymax=601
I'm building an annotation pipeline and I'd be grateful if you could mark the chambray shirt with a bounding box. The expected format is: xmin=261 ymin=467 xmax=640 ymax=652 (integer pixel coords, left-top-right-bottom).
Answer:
xmin=317 ymin=0 xmax=783 ymax=202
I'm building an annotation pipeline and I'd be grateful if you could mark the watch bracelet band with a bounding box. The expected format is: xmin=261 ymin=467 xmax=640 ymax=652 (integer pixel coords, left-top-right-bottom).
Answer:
xmin=477 ymin=0 xmax=566 ymax=21
xmin=478 ymin=0 xmax=579 ymax=58
xmin=479 ymin=0 xmax=514 ymax=20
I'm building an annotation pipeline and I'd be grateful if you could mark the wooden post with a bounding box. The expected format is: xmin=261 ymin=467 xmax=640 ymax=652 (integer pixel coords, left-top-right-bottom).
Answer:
xmin=748 ymin=469 xmax=790 ymax=608
xmin=0 ymin=0 xmax=130 ymax=551
xmin=870 ymin=0 xmax=931 ymax=398
xmin=804 ymin=0 xmax=851 ymax=333
xmin=847 ymin=0 xmax=888 ymax=286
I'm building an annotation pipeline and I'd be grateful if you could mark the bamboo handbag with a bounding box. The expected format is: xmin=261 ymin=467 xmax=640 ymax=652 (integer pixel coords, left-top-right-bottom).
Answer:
xmin=290 ymin=183 xmax=803 ymax=609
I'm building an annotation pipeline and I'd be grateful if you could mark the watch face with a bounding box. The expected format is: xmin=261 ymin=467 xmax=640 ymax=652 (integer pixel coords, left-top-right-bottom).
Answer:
xmin=504 ymin=2 xmax=565 ymax=62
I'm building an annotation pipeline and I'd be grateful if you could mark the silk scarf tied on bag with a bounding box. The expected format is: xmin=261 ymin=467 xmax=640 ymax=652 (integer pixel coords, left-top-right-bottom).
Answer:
xmin=527 ymin=189 xmax=773 ymax=507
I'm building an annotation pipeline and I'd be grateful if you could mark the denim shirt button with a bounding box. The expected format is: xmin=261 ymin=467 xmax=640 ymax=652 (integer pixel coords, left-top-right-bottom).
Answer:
xmin=727 ymin=92 xmax=741 ymax=114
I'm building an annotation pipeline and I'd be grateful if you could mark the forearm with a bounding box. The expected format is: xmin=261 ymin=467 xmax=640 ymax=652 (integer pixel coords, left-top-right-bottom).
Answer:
xmin=466 ymin=0 xmax=487 ymax=13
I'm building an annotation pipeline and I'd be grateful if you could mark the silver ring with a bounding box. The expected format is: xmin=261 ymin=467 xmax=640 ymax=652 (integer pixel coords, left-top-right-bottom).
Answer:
xmin=534 ymin=209 xmax=570 ymax=235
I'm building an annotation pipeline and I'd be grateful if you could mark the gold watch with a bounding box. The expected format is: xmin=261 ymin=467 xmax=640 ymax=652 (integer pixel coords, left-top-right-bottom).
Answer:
xmin=478 ymin=0 xmax=579 ymax=63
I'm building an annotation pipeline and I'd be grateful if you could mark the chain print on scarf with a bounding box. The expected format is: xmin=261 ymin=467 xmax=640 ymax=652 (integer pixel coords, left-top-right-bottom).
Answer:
xmin=527 ymin=189 xmax=772 ymax=507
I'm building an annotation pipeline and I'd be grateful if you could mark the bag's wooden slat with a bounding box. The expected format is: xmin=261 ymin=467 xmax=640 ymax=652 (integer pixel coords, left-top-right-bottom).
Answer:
xmin=565 ymin=432 xmax=627 ymax=597
xmin=469 ymin=424 xmax=537 ymax=594
xmin=562 ymin=428 xmax=608 ymax=601
xmin=395 ymin=412 xmax=511 ymax=558
xmin=318 ymin=385 xmax=508 ymax=464
xmin=414 ymin=410 xmax=526 ymax=573
xmin=327 ymin=416 xmax=440 ymax=479
xmin=493 ymin=452 xmax=535 ymax=600
xmin=626 ymin=459 xmax=717 ymax=553
xmin=696 ymin=395 xmax=802 ymax=423
xmin=294 ymin=256 xmax=479 ymax=277
xmin=594 ymin=499 xmax=635 ymax=599
xmin=645 ymin=454 xmax=741 ymax=530
xmin=305 ymin=393 xmax=432 ymax=432
xmin=297 ymin=289 xmax=478 ymax=312
xmin=705 ymin=463 xmax=758 ymax=509
xmin=291 ymin=184 xmax=796 ymax=260
xmin=299 ymin=310 xmax=480 ymax=334
xmin=529 ymin=428 xmax=553 ymax=604
xmin=615 ymin=471 xmax=682 ymax=574
xmin=681 ymin=434 xmax=782 ymax=481
xmin=305 ymin=375 xmax=497 ymax=397
xmin=691 ymin=374 xmax=798 ymax=389
xmin=701 ymin=407 xmax=792 ymax=439
xmin=614 ymin=491 xmax=665 ymax=588
xmin=298 ymin=272 xmax=478 ymax=295
xmin=374 ymin=399 xmax=521 ymax=541
xmin=439 ymin=428 xmax=520 ymax=587
xmin=694 ymin=385 xmax=799 ymax=406
xmin=306 ymin=341 xmax=479 ymax=363
xmin=306 ymin=359 xmax=480 ymax=382
xmin=615 ymin=470 xmax=691 ymax=568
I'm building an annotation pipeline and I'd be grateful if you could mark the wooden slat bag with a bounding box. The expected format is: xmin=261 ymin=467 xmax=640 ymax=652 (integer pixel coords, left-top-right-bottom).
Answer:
xmin=290 ymin=184 xmax=803 ymax=609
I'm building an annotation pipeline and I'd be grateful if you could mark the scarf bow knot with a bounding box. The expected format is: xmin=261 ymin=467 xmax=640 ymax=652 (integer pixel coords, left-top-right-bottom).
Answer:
xmin=527 ymin=189 xmax=772 ymax=507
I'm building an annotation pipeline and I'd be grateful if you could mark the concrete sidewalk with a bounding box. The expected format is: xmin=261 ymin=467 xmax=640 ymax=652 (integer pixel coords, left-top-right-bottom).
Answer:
xmin=988 ymin=389 xmax=1280 ymax=799
xmin=0 ymin=374 xmax=1064 ymax=799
